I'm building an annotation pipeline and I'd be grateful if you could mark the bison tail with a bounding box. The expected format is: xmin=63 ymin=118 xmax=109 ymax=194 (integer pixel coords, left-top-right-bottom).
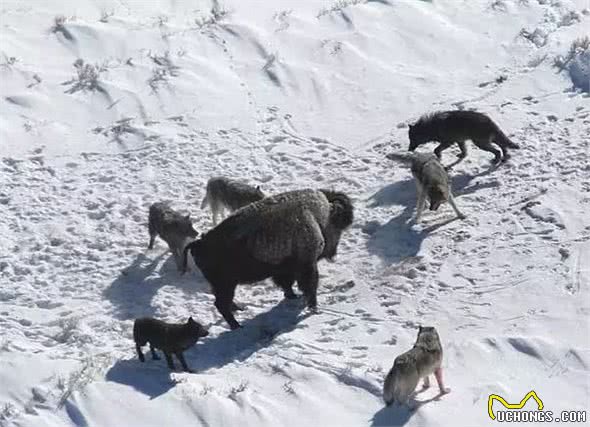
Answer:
xmin=132 ymin=319 xmax=140 ymax=342
xmin=200 ymin=192 xmax=209 ymax=209
xmin=320 ymin=189 xmax=354 ymax=229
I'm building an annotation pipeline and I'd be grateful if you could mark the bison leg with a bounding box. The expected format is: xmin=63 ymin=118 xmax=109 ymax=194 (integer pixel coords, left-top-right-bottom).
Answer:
xmin=213 ymin=284 xmax=241 ymax=330
xmin=273 ymin=271 xmax=297 ymax=299
xmin=296 ymin=263 xmax=319 ymax=310
xmin=148 ymin=228 xmax=156 ymax=250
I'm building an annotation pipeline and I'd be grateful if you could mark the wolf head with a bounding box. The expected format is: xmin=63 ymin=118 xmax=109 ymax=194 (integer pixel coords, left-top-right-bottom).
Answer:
xmin=428 ymin=184 xmax=447 ymax=211
xmin=186 ymin=316 xmax=209 ymax=338
xmin=416 ymin=325 xmax=441 ymax=348
xmin=408 ymin=124 xmax=423 ymax=151
xmin=408 ymin=121 xmax=431 ymax=151
xmin=176 ymin=214 xmax=199 ymax=238
xmin=418 ymin=325 xmax=437 ymax=335
xmin=417 ymin=325 xmax=439 ymax=343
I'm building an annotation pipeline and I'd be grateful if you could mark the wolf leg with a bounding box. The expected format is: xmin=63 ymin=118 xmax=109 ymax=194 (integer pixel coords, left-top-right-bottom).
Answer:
xmin=499 ymin=145 xmax=511 ymax=162
xmin=476 ymin=140 xmax=502 ymax=163
xmin=414 ymin=183 xmax=427 ymax=222
xmin=395 ymin=380 xmax=416 ymax=407
xmin=447 ymin=192 xmax=465 ymax=219
xmin=214 ymin=284 xmax=241 ymax=329
xmin=136 ymin=344 xmax=145 ymax=362
xmin=172 ymin=248 xmax=182 ymax=270
xmin=421 ymin=375 xmax=431 ymax=390
xmin=231 ymin=302 xmax=245 ymax=312
xmin=434 ymin=141 xmax=453 ymax=159
xmin=176 ymin=352 xmax=193 ymax=373
xmin=434 ymin=367 xmax=451 ymax=394
xmin=457 ymin=141 xmax=468 ymax=159
xmin=164 ymin=352 xmax=175 ymax=370
xmin=150 ymin=344 xmax=160 ymax=360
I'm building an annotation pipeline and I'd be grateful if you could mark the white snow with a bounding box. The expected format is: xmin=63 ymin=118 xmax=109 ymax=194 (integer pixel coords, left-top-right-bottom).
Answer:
xmin=1 ymin=1 xmax=589 ymax=426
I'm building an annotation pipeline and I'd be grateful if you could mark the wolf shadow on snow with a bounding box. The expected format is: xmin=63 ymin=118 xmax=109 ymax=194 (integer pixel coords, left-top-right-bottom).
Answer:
xmin=106 ymin=298 xmax=307 ymax=399
xmin=105 ymin=242 xmax=311 ymax=399
xmin=366 ymin=170 xmax=499 ymax=263
xmin=102 ymin=249 xmax=211 ymax=320
xmin=370 ymin=389 xmax=448 ymax=427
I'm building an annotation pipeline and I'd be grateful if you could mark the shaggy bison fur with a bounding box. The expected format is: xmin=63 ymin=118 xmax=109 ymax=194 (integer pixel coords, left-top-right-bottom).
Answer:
xmin=182 ymin=189 xmax=354 ymax=329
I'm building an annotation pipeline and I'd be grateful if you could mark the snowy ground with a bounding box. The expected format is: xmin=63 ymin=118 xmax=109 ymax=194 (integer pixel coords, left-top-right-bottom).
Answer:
xmin=1 ymin=1 xmax=589 ymax=426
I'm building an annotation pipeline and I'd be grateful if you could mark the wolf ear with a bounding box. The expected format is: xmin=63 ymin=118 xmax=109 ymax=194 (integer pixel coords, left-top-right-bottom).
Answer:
xmin=408 ymin=124 xmax=414 ymax=130
xmin=188 ymin=316 xmax=195 ymax=324
xmin=185 ymin=214 xmax=191 ymax=220
xmin=418 ymin=325 xmax=424 ymax=333
xmin=256 ymin=185 xmax=261 ymax=191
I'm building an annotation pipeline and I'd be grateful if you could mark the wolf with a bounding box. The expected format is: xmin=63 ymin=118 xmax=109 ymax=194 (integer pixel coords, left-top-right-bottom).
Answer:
xmin=200 ymin=177 xmax=265 ymax=225
xmin=133 ymin=316 xmax=209 ymax=372
xmin=408 ymin=110 xmax=519 ymax=163
xmin=183 ymin=189 xmax=354 ymax=330
xmin=148 ymin=202 xmax=198 ymax=271
xmin=410 ymin=153 xmax=465 ymax=222
xmin=383 ymin=326 xmax=450 ymax=406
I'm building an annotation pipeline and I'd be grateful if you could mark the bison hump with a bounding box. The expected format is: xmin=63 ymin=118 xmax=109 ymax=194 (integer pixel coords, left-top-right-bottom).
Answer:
xmin=244 ymin=209 xmax=325 ymax=265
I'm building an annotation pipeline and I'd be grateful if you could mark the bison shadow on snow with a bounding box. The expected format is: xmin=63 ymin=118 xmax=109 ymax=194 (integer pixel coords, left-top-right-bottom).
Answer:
xmin=365 ymin=172 xmax=499 ymax=263
xmin=105 ymin=298 xmax=307 ymax=399
xmin=102 ymin=249 xmax=209 ymax=320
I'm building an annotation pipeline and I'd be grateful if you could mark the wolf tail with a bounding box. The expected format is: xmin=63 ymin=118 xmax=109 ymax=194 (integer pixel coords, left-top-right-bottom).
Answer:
xmin=493 ymin=127 xmax=520 ymax=149
xmin=385 ymin=152 xmax=414 ymax=163
xmin=320 ymin=190 xmax=354 ymax=229
xmin=383 ymin=368 xmax=397 ymax=405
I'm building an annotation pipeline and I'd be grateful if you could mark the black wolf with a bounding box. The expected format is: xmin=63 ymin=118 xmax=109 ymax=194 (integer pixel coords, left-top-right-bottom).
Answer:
xmin=408 ymin=110 xmax=519 ymax=163
xmin=133 ymin=316 xmax=209 ymax=372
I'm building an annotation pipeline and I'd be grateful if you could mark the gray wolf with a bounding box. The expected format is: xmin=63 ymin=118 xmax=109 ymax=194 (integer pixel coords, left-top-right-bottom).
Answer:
xmin=383 ymin=326 xmax=450 ymax=406
xmin=183 ymin=189 xmax=354 ymax=330
xmin=410 ymin=153 xmax=465 ymax=222
xmin=408 ymin=110 xmax=519 ymax=163
xmin=200 ymin=177 xmax=265 ymax=225
xmin=148 ymin=202 xmax=199 ymax=271
xmin=133 ymin=316 xmax=209 ymax=372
